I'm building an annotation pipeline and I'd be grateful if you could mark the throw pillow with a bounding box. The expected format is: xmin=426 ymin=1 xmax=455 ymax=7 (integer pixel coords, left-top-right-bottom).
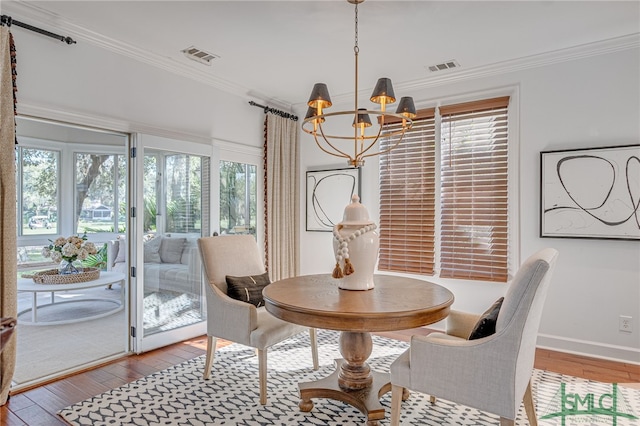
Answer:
xmin=160 ymin=237 xmax=186 ymax=264
xmin=143 ymin=236 xmax=162 ymax=263
xmin=468 ymin=297 xmax=504 ymax=340
xmin=114 ymin=236 xmax=126 ymax=264
xmin=226 ymin=272 xmax=271 ymax=308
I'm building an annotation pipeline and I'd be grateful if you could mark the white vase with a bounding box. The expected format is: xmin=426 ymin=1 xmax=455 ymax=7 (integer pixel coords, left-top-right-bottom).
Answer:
xmin=332 ymin=195 xmax=379 ymax=291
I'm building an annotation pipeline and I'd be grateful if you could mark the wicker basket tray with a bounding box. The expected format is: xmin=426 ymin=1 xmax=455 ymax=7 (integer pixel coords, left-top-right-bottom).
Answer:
xmin=24 ymin=268 xmax=101 ymax=284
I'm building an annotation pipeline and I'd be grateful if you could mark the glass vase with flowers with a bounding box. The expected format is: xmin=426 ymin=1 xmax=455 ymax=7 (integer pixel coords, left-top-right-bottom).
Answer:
xmin=42 ymin=234 xmax=97 ymax=275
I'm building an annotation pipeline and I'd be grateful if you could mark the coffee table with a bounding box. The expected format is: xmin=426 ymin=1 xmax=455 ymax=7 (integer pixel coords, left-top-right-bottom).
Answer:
xmin=17 ymin=271 xmax=126 ymax=325
xmin=263 ymin=274 xmax=454 ymax=425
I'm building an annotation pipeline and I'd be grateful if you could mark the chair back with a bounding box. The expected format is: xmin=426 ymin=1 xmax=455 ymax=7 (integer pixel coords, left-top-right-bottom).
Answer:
xmin=496 ymin=248 xmax=558 ymax=334
xmin=495 ymin=248 xmax=558 ymax=401
xmin=198 ymin=235 xmax=266 ymax=294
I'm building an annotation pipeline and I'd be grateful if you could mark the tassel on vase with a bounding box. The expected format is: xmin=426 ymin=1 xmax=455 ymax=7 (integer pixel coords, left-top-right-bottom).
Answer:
xmin=332 ymin=262 xmax=344 ymax=279
xmin=343 ymin=258 xmax=355 ymax=276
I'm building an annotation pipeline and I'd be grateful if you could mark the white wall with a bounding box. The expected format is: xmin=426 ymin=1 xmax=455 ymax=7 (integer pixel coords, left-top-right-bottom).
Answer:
xmin=298 ymin=47 xmax=640 ymax=363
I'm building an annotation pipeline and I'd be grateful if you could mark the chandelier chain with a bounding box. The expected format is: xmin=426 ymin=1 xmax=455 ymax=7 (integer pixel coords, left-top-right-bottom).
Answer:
xmin=354 ymin=2 xmax=359 ymax=54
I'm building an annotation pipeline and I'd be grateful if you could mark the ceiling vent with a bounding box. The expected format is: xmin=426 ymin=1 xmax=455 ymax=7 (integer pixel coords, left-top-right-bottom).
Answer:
xmin=427 ymin=60 xmax=460 ymax=73
xmin=181 ymin=46 xmax=219 ymax=66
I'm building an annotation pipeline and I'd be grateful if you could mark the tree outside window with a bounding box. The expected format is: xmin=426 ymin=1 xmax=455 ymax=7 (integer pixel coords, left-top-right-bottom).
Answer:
xmin=220 ymin=161 xmax=256 ymax=235
xmin=20 ymin=148 xmax=58 ymax=235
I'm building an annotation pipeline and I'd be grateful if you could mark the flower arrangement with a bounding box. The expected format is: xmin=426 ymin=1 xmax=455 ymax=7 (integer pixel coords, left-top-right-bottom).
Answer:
xmin=42 ymin=234 xmax=97 ymax=264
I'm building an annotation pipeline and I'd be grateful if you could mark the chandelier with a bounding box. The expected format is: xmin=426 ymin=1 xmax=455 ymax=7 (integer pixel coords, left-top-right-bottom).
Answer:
xmin=302 ymin=0 xmax=416 ymax=168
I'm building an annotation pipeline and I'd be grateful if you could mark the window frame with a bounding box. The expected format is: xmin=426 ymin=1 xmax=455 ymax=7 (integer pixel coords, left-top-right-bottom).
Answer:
xmin=378 ymin=109 xmax=437 ymax=275
xmin=438 ymin=96 xmax=510 ymax=282
xmin=16 ymin=136 xmax=128 ymax=268
xmin=378 ymin=92 xmax=519 ymax=283
xmin=16 ymin=138 xmax=62 ymax=243
xmin=216 ymin=143 xmax=264 ymax=248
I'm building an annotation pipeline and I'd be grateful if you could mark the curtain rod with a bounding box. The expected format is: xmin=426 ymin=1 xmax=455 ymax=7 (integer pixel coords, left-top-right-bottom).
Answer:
xmin=0 ymin=15 xmax=76 ymax=45
xmin=249 ymin=101 xmax=298 ymax=121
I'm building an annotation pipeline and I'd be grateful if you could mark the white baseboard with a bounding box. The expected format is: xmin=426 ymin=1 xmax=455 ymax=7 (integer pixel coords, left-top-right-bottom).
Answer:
xmin=537 ymin=333 xmax=640 ymax=365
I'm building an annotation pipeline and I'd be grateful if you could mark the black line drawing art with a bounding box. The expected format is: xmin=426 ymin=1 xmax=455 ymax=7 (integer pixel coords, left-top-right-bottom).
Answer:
xmin=306 ymin=168 xmax=361 ymax=232
xmin=540 ymin=145 xmax=640 ymax=240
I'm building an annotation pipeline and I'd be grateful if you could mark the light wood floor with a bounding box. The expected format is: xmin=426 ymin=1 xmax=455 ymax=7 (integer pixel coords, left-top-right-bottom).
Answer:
xmin=2 ymin=329 xmax=638 ymax=425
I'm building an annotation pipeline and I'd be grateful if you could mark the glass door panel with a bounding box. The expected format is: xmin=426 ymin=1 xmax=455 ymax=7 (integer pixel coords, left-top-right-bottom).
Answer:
xmin=134 ymin=135 xmax=210 ymax=352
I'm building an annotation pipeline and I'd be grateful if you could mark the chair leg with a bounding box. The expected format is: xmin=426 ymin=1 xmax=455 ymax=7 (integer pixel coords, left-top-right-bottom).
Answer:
xmin=523 ymin=379 xmax=538 ymax=426
xmin=499 ymin=418 xmax=515 ymax=426
xmin=258 ymin=348 xmax=268 ymax=405
xmin=309 ymin=328 xmax=319 ymax=370
xmin=202 ymin=335 xmax=217 ymax=380
xmin=390 ymin=384 xmax=403 ymax=426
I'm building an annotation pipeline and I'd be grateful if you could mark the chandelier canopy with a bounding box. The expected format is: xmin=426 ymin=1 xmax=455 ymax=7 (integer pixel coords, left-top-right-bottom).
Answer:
xmin=302 ymin=0 xmax=416 ymax=168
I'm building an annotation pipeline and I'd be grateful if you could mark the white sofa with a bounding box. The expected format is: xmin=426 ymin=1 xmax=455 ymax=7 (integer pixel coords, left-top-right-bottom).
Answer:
xmin=107 ymin=233 xmax=202 ymax=296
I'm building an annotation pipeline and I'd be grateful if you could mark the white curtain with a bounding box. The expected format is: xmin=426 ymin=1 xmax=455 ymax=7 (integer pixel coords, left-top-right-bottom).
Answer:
xmin=0 ymin=26 xmax=17 ymax=405
xmin=265 ymin=114 xmax=299 ymax=281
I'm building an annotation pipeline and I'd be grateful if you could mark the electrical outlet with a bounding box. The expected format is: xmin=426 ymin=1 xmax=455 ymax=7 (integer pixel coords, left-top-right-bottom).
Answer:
xmin=619 ymin=315 xmax=632 ymax=333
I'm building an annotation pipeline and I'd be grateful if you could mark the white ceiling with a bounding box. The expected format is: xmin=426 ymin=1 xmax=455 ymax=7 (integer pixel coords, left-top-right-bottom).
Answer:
xmin=4 ymin=1 xmax=640 ymax=110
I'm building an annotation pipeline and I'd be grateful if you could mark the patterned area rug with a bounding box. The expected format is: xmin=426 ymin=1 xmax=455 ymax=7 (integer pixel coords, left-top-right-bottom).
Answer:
xmin=58 ymin=330 xmax=639 ymax=425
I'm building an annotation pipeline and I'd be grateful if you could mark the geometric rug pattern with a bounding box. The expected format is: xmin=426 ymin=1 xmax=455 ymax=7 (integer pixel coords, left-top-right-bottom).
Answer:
xmin=58 ymin=330 xmax=640 ymax=425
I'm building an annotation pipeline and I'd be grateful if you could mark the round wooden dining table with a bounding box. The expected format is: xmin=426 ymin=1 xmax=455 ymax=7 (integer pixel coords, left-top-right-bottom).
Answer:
xmin=263 ymin=273 xmax=454 ymax=426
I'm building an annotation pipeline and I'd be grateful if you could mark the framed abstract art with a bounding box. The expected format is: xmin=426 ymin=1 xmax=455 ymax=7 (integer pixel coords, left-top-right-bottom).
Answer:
xmin=540 ymin=144 xmax=640 ymax=240
xmin=306 ymin=167 xmax=361 ymax=232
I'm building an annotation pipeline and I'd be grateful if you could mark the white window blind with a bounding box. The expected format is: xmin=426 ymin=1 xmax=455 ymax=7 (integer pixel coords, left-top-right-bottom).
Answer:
xmin=439 ymin=96 xmax=510 ymax=282
xmin=378 ymin=109 xmax=436 ymax=275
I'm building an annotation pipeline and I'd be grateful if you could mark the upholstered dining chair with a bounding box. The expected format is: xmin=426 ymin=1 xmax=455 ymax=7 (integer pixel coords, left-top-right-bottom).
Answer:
xmin=197 ymin=234 xmax=319 ymax=405
xmin=390 ymin=248 xmax=559 ymax=426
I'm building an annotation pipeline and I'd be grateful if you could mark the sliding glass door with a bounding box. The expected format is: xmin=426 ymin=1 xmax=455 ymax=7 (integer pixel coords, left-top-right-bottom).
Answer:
xmin=132 ymin=135 xmax=210 ymax=352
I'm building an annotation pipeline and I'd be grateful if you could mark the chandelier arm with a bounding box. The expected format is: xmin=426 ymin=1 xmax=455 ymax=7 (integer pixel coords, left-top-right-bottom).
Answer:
xmin=360 ymin=127 xmax=408 ymax=161
xmin=356 ymin=123 xmax=385 ymax=158
xmin=315 ymin=122 xmax=354 ymax=160
xmin=302 ymin=111 xmax=412 ymax=140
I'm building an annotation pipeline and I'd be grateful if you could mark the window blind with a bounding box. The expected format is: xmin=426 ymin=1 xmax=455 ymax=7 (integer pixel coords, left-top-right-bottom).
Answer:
xmin=378 ymin=109 xmax=436 ymax=275
xmin=439 ymin=96 xmax=509 ymax=282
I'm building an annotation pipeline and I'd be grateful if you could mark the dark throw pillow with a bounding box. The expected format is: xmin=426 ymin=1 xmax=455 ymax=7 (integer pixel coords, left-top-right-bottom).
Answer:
xmin=468 ymin=297 xmax=504 ymax=340
xmin=226 ymin=272 xmax=271 ymax=308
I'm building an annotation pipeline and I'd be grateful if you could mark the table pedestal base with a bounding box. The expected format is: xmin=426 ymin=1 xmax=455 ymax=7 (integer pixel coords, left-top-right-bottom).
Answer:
xmin=299 ymin=358 xmax=397 ymax=426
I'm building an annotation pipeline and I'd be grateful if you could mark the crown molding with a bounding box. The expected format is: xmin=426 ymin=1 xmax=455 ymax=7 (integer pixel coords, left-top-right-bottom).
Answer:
xmin=398 ymin=33 xmax=640 ymax=93
xmin=297 ymin=33 xmax=640 ymax=108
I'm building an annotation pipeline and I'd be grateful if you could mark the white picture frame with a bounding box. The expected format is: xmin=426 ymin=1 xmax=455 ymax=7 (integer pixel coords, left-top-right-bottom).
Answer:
xmin=540 ymin=144 xmax=640 ymax=240
xmin=306 ymin=167 xmax=361 ymax=232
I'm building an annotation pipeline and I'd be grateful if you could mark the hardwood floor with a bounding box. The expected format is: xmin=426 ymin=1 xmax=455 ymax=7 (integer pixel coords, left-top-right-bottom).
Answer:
xmin=2 ymin=330 xmax=638 ymax=425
